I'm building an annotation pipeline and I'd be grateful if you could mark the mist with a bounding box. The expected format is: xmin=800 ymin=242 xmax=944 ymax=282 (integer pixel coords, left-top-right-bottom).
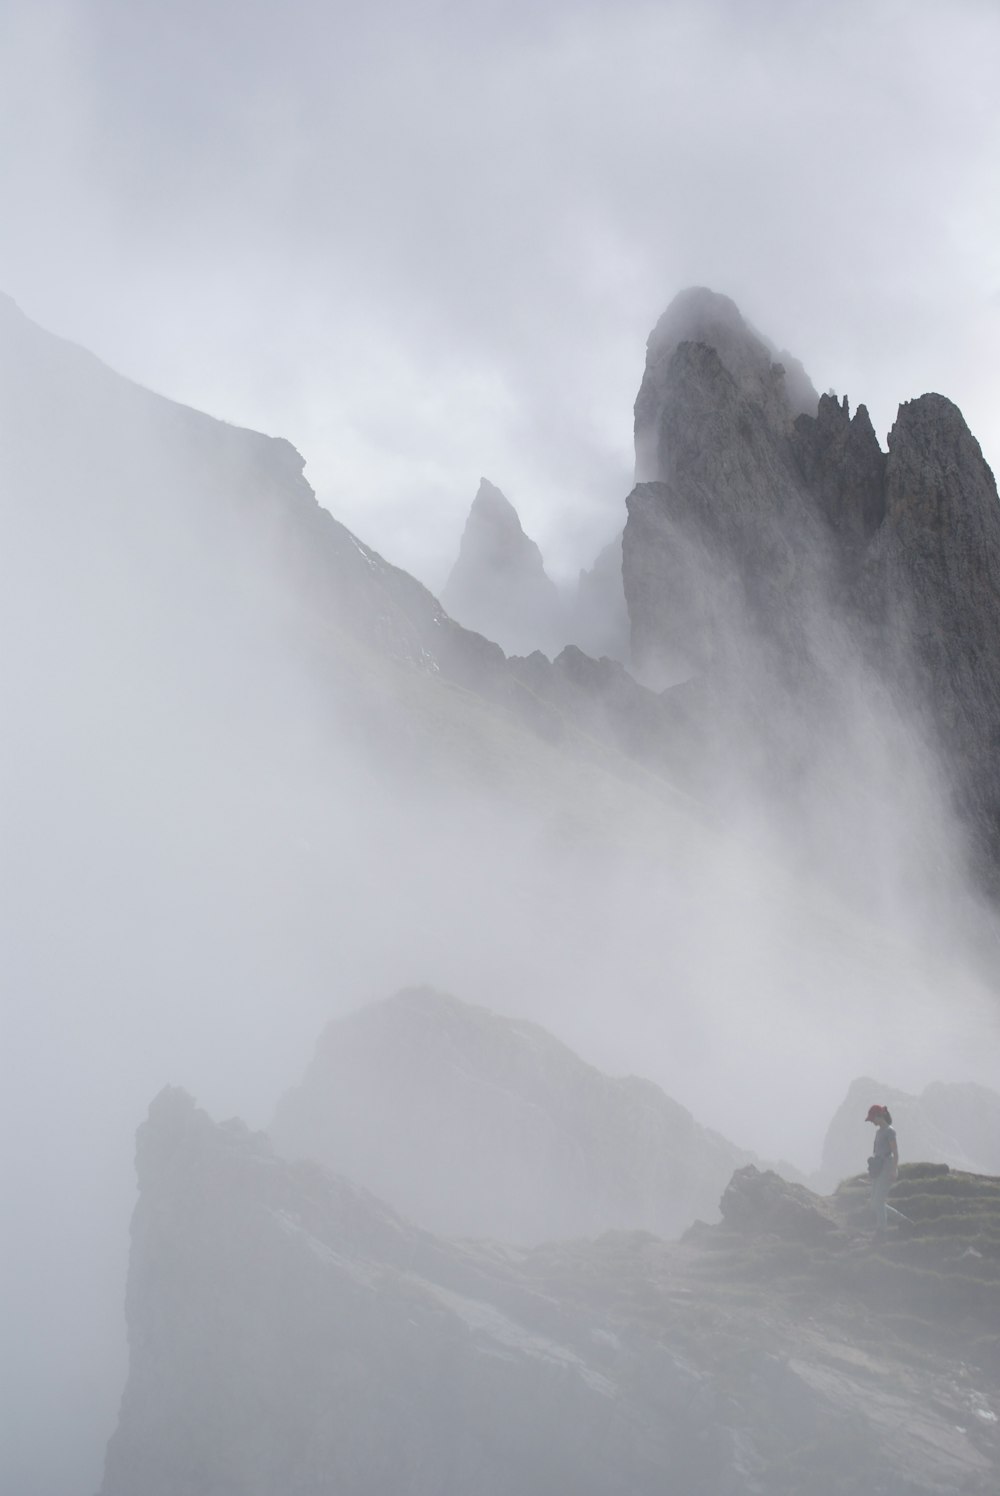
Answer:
xmin=2 ymin=2 xmax=999 ymax=586
xmin=4 ymin=282 xmax=999 ymax=1495
xmin=3 ymin=5 xmax=1000 ymax=1495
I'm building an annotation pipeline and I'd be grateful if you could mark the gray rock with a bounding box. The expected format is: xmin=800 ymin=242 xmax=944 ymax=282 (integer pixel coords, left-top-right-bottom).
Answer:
xmin=622 ymin=286 xmax=1000 ymax=895
xmin=569 ymin=532 xmax=630 ymax=661
xmin=101 ymin=1089 xmax=747 ymax=1496
xmin=719 ymin=1164 xmax=837 ymax=1242
xmin=442 ymin=477 xmax=566 ymax=657
xmin=634 ymin=286 xmax=818 ymax=484
xmin=793 ymin=393 xmax=886 ymax=564
xmin=626 ymin=330 xmax=834 ymax=686
xmin=101 ymin=1089 xmax=1000 ymax=1495
xmin=862 ymin=394 xmax=1000 ymax=881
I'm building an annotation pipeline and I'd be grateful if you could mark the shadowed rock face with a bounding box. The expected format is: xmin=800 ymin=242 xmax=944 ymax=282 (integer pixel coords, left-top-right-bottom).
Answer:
xmin=634 ymin=287 xmax=818 ymax=484
xmin=623 ymin=286 xmax=1000 ymax=893
xmin=442 ymin=478 xmax=566 ymax=657
xmin=101 ymin=1091 xmax=1000 ymax=1496
xmin=569 ymin=534 xmax=630 ymax=662
xmin=793 ymin=393 xmax=886 ymax=561
xmin=626 ymin=336 xmax=833 ymax=684
xmin=270 ymin=986 xmax=764 ymax=1243
xmin=864 ymin=395 xmax=1000 ymax=873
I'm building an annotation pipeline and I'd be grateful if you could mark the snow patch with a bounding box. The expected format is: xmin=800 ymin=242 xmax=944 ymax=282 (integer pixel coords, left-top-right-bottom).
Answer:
xmin=411 ymin=1277 xmax=615 ymax=1397
xmin=349 ymin=534 xmax=378 ymax=569
xmin=269 ymin=1208 xmax=379 ymax=1288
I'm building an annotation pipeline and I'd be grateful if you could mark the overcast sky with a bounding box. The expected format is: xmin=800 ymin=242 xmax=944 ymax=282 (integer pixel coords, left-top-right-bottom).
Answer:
xmin=2 ymin=0 xmax=998 ymax=587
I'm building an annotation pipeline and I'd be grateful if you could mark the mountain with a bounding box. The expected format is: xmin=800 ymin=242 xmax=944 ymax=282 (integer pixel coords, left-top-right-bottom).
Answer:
xmin=441 ymin=477 xmax=566 ymax=656
xmin=622 ymin=285 xmax=1000 ymax=906
xmin=4 ymin=291 xmax=718 ymax=1496
xmin=101 ymin=1088 xmax=1000 ymax=1495
xmin=270 ymin=986 xmax=774 ymax=1242
xmin=819 ymin=1076 xmax=1000 ymax=1190
xmin=6 ymin=285 xmax=999 ymax=1496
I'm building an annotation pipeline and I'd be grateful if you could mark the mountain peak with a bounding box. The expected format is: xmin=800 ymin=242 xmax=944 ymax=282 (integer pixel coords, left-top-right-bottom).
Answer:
xmin=645 ymin=286 xmax=751 ymax=358
xmin=635 ymin=288 xmax=818 ymax=482
xmin=441 ymin=478 xmax=564 ymax=656
xmin=469 ymin=475 xmax=522 ymax=527
xmin=456 ymin=477 xmax=547 ymax=569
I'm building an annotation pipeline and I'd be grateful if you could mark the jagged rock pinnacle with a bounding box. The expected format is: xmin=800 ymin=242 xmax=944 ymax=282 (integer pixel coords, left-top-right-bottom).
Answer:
xmin=634 ymin=287 xmax=818 ymax=482
xmin=442 ymin=477 xmax=565 ymax=657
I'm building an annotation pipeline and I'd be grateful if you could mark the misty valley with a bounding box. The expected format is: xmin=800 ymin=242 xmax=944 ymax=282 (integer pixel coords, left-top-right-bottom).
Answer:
xmin=3 ymin=286 xmax=1000 ymax=1494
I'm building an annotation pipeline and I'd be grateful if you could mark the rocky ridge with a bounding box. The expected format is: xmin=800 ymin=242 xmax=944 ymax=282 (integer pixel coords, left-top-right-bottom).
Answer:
xmin=101 ymin=1089 xmax=1000 ymax=1495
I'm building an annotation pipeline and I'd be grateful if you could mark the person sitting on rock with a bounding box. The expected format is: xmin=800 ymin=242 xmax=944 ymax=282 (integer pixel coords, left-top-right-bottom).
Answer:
xmin=866 ymin=1103 xmax=909 ymax=1236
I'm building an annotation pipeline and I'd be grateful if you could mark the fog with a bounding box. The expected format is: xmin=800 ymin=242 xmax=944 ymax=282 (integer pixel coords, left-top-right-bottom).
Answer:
xmin=3 ymin=284 xmax=999 ymax=1495
xmin=3 ymin=5 xmax=1000 ymax=1495
xmin=2 ymin=1 xmax=999 ymax=586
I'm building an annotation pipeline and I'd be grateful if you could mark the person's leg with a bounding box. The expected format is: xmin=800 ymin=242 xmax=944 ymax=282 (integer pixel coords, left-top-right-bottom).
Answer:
xmin=871 ymin=1174 xmax=889 ymax=1230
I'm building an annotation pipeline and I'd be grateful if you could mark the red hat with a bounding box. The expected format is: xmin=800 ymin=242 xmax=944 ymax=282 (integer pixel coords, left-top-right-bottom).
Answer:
xmin=865 ymin=1104 xmax=886 ymax=1121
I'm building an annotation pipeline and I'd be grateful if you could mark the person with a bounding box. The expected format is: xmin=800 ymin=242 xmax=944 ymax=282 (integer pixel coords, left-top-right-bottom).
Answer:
xmin=865 ymin=1103 xmax=908 ymax=1235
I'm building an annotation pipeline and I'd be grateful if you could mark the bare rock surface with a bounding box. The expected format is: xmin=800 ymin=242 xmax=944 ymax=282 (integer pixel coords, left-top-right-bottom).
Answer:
xmin=101 ymin=1091 xmax=1000 ymax=1495
xmin=863 ymin=394 xmax=1000 ymax=877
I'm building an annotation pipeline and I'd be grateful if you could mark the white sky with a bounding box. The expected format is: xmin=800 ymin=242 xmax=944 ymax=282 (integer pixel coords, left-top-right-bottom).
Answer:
xmin=2 ymin=0 xmax=998 ymax=588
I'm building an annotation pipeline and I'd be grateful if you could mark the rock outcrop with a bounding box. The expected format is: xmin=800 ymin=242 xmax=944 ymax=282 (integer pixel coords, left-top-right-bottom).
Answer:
xmin=442 ymin=477 xmax=566 ymax=656
xmin=270 ymin=986 xmax=764 ymax=1242
xmin=101 ymin=1089 xmax=1000 ymax=1495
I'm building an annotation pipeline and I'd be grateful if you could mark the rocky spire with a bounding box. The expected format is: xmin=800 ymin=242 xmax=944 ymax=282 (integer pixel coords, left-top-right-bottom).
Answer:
xmin=441 ymin=478 xmax=565 ymax=657
xmin=624 ymin=299 xmax=831 ymax=685
xmin=633 ymin=286 xmax=818 ymax=483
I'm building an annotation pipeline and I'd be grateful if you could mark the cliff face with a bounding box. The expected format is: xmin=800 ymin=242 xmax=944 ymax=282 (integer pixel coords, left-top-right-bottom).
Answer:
xmin=102 ymin=1089 xmax=1000 ymax=1496
xmin=864 ymin=395 xmax=1000 ymax=871
xmin=270 ymin=986 xmax=763 ymax=1243
xmin=622 ymin=287 xmax=1000 ymax=892
xmin=626 ymin=334 xmax=832 ymax=684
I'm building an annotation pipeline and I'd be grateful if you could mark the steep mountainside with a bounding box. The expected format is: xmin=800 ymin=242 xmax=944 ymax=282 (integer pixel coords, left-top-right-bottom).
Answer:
xmin=6 ymin=287 xmax=999 ymax=1496
xmin=862 ymin=394 xmax=1000 ymax=874
xmin=102 ymin=1089 xmax=1000 ymax=1496
xmin=270 ymin=987 xmax=771 ymax=1242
